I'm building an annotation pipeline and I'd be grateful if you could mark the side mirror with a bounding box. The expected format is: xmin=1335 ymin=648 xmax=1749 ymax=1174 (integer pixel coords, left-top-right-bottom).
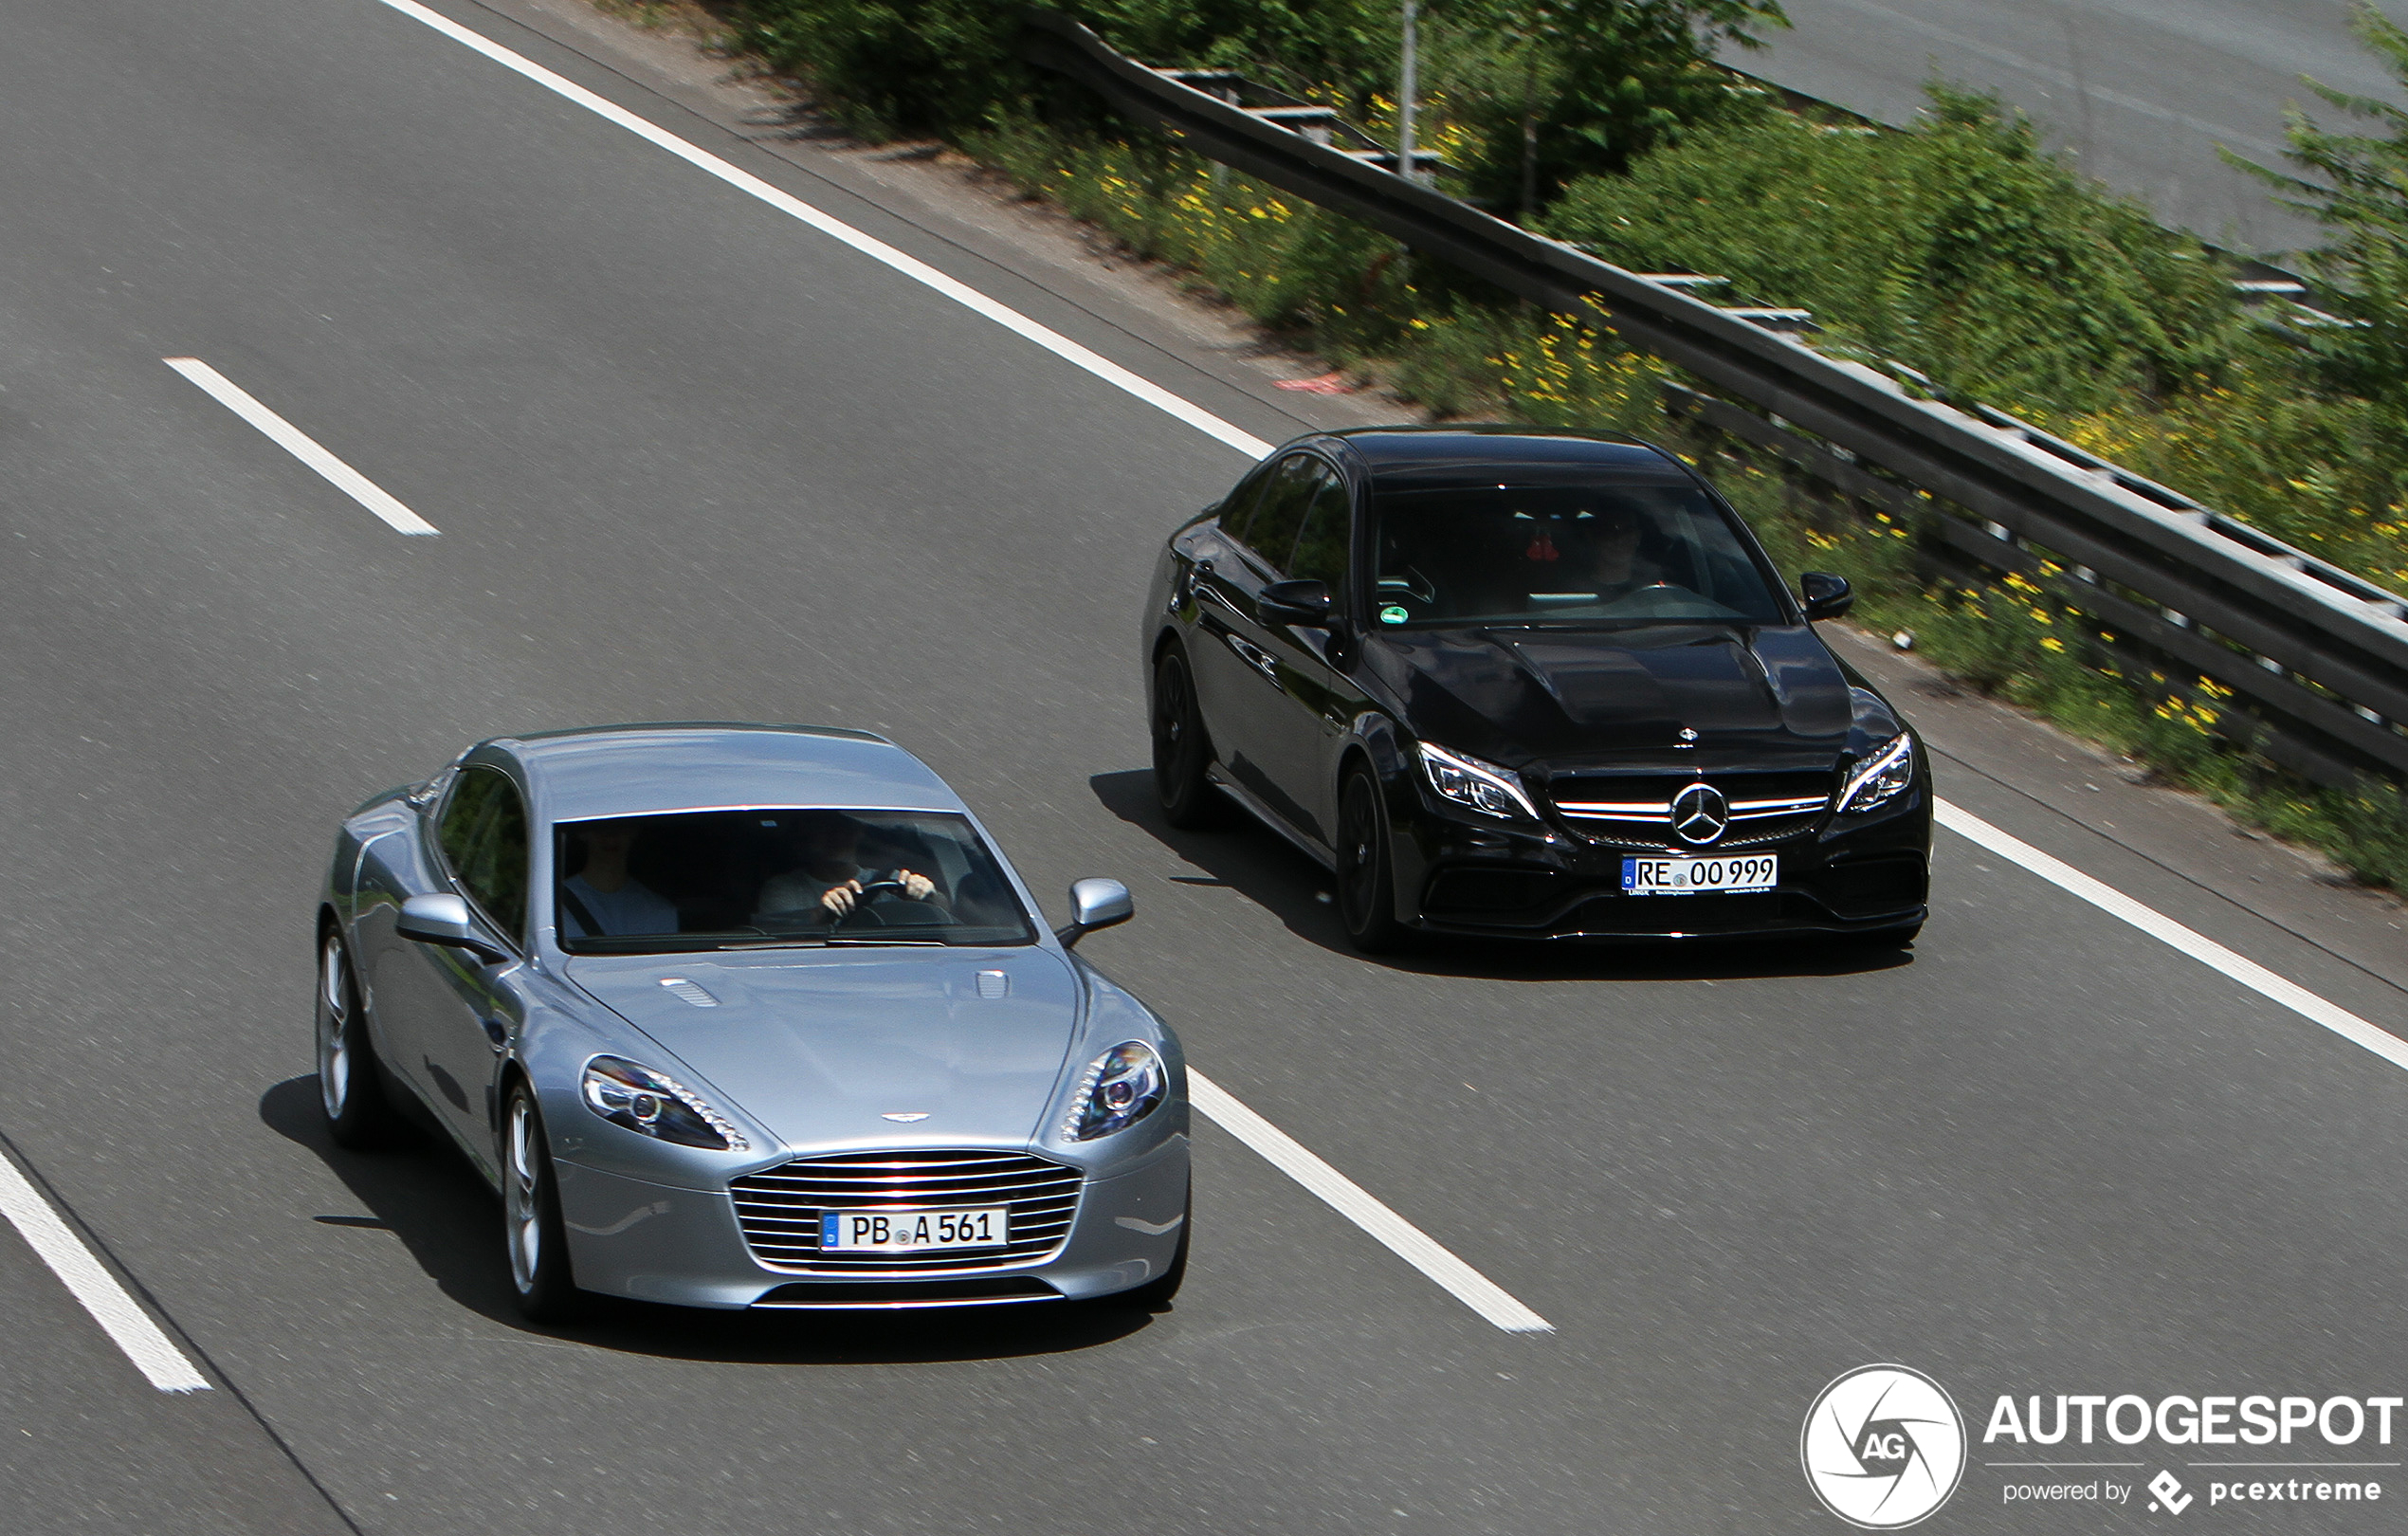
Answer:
xmin=1259 ymin=578 xmax=1335 ymax=628
xmin=1800 ymin=571 xmax=1853 ymax=621
xmin=1055 ymin=878 xmax=1134 ymax=949
xmin=396 ymin=892 xmax=510 ymax=964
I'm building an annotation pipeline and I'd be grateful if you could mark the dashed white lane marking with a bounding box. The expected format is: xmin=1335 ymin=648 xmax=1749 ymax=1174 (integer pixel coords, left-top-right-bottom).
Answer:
xmin=366 ymin=0 xmax=1276 ymax=462
xmin=0 ymin=1144 xmax=210 ymax=1392
xmin=1937 ymin=800 xmax=2407 ymax=1070
xmin=164 ymin=357 xmax=440 ymax=536
xmin=1190 ymin=1071 xmax=1553 ymax=1333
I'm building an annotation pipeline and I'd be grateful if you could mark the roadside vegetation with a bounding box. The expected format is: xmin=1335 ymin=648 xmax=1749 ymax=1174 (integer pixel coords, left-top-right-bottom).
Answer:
xmin=694 ymin=0 xmax=2408 ymax=891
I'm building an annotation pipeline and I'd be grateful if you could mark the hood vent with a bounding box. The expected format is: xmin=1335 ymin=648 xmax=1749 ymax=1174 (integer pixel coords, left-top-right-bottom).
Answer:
xmin=976 ymin=970 xmax=1010 ymax=999
xmin=658 ymin=977 xmax=720 ymax=1008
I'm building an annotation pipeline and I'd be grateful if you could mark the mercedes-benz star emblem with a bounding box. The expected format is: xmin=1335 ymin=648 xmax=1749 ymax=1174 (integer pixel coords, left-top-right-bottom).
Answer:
xmin=1670 ymin=782 xmax=1729 ymax=846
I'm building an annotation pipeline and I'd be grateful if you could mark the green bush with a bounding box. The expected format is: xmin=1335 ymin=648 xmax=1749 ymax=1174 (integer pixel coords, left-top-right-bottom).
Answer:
xmin=1544 ymin=86 xmax=2243 ymax=416
xmin=1430 ymin=0 xmax=1785 ymax=218
xmin=729 ymin=0 xmax=1791 ymax=167
xmin=729 ymin=0 xmax=1425 ymax=139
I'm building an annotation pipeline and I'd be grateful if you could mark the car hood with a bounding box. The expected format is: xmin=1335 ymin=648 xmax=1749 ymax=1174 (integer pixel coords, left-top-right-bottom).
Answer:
xmin=1376 ymin=622 xmax=1852 ymax=760
xmin=563 ymin=948 xmax=1083 ymax=1151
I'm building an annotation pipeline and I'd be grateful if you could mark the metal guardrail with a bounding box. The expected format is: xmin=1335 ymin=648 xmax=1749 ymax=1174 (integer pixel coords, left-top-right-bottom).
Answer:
xmin=1017 ymin=9 xmax=2408 ymax=788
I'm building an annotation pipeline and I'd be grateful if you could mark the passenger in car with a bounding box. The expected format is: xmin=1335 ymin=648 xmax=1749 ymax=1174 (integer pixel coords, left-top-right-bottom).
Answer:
xmin=559 ymin=819 xmax=679 ymax=937
xmin=754 ymin=811 xmax=946 ymax=923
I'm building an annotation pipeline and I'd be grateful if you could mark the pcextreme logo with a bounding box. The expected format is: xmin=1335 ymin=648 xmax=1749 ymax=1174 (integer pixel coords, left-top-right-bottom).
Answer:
xmin=1802 ymin=1364 xmax=1968 ymax=1528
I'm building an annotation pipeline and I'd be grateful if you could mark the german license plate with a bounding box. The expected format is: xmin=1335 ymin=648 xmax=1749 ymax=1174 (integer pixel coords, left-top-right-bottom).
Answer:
xmin=820 ymin=1207 xmax=1009 ymax=1252
xmin=1621 ymin=853 xmax=1778 ymax=895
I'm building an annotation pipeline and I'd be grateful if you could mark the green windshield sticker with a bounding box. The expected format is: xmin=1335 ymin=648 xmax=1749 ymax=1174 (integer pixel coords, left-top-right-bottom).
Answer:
xmin=1379 ymin=605 xmax=1410 ymax=625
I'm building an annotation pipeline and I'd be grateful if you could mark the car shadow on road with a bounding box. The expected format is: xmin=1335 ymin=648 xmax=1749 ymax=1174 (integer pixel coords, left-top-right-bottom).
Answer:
xmin=259 ymin=1076 xmax=1156 ymax=1363
xmin=1089 ymin=768 xmax=1915 ymax=982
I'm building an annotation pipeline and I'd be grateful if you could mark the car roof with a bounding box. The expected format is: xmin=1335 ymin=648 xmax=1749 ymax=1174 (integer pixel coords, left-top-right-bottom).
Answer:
xmin=1321 ymin=426 xmax=1689 ymax=492
xmin=486 ymin=723 xmax=968 ymax=822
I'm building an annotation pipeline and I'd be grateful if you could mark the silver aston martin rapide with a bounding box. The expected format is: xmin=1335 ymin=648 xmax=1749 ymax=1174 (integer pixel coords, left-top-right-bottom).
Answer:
xmin=314 ymin=722 xmax=1191 ymax=1319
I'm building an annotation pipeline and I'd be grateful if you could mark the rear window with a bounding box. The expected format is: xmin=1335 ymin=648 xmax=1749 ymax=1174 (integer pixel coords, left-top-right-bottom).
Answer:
xmin=554 ymin=809 xmax=1035 ymax=952
xmin=1370 ymin=482 xmax=1789 ymax=628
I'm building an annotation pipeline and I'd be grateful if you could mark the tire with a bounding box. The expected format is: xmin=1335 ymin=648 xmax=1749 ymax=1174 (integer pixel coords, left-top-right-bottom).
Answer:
xmin=1151 ymin=648 xmax=1220 ymax=830
xmin=502 ymin=1084 xmax=582 ymax=1324
xmin=1119 ymin=1186 xmax=1190 ymax=1310
xmin=1335 ymin=765 xmax=1408 ymax=955
xmin=317 ymin=930 xmax=399 ymax=1149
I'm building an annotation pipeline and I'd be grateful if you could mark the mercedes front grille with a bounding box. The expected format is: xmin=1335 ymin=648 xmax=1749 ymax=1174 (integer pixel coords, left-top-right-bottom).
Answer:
xmin=729 ymin=1149 xmax=1083 ymax=1273
xmin=1550 ymin=770 xmax=1833 ymax=850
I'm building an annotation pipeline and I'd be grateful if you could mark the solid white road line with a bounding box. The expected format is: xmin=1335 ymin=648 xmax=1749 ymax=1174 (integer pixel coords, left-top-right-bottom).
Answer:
xmin=1190 ymin=1070 xmax=1554 ymax=1333
xmin=1936 ymin=799 xmax=2408 ymax=1071
xmin=366 ymin=0 xmax=1277 ymax=462
xmin=0 ymin=1145 xmax=210 ymax=1392
xmin=164 ymin=358 xmax=440 ymax=536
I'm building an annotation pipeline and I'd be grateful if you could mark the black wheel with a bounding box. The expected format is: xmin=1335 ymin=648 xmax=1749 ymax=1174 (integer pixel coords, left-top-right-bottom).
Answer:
xmin=1151 ymin=649 xmax=1220 ymax=830
xmin=1119 ymin=1185 xmax=1190 ymax=1310
xmin=317 ymin=930 xmax=398 ymax=1149
xmin=503 ymin=1084 xmax=582 ymax=1324
xmin=1336 ymin=766 xmax=1408 ymax=955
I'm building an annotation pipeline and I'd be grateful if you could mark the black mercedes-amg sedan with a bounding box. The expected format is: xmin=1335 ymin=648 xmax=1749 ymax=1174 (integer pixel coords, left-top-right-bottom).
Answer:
xmin=1140 ymin=426 xmax=1931 ymax=951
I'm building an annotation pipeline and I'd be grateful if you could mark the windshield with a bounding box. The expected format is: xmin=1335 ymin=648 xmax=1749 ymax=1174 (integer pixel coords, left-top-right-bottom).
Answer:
xmin=1370 ymin=481 xmax=1789 ymax=628
xmin=553 ymin=809 xmax=1036 ymax=952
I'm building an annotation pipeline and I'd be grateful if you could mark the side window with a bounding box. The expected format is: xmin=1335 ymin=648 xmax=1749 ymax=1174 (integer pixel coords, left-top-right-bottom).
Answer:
xmin=439 ymin=766 xmax=529 ymax=944
xmin=1215 ymin=457 xmax=1282 ymax=547
xmin=1242 ymin=455 xmax=1325 ymax=573
xmin=1285 ymin=470 xmax=1353 ymax=602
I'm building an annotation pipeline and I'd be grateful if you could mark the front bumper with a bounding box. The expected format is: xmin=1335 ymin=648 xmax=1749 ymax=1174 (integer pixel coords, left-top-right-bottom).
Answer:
xmin=1391 ymin=787 xmax=1931 ymax=941
xmin=553 ymin=1133 xmax=1190 ymax=1310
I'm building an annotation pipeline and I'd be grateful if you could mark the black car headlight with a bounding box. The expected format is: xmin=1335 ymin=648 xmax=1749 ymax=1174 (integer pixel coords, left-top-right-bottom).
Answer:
xmin=1836 ymin=733 xmax=1916 ymax=814
xmin=579 ymin=1055 xmax=748 ymax=1151
xmin=1416 ymin=741 xmax=1539 ymax=822
xmin=1064 ymin=1042 xmax=1166 ymax=1142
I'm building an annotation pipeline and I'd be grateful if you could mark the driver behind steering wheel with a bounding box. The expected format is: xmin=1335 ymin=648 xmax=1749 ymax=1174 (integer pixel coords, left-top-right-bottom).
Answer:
xmin=1578 ymin=500 xmax=1663 ymax=605
xmin=754 ymin=811 xmax=944 ymax=923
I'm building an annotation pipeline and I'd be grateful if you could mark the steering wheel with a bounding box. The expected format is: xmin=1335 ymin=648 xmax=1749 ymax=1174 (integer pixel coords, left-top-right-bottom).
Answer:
xmin=826 ymin=877 xmax=912 ymax=932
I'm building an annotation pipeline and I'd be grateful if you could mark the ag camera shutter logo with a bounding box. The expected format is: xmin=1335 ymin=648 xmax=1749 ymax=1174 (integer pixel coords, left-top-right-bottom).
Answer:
xmin=1802 ymin=1364 xmax=1967 ymax=1527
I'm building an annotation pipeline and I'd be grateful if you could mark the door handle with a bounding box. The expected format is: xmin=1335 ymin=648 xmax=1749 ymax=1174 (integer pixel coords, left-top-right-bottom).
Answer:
xmin=1224 ymin=633 xmax=1280 ymax=682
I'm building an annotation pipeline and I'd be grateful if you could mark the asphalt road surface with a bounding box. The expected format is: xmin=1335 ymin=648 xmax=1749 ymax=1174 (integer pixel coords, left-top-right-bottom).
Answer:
xmin=4 ymin=1 xmax=2408 ymax=1532
xmin=1733 ymin=0 xmax=2385 ymax=255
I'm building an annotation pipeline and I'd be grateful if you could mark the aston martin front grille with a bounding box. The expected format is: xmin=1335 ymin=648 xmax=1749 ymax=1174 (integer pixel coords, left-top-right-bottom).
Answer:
xmin=729 ymin=1149 xmax=1083 ymax=1273
xmin=1549 ymin=770 xmax=1833 ymax=850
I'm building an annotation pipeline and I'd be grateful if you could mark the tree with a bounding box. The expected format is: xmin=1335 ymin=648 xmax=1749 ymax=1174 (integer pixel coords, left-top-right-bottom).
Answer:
xmin=2223 ymin=3 xmax=2408 ymax=415
xmin=1436 ymin=0 xmax=1788 ymax=218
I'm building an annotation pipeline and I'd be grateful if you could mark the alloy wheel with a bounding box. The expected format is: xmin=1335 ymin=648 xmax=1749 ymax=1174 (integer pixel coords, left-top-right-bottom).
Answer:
xmin=1152 ymin=650 xmax=1218 ymax=828
xmin=317 ymin=937 xmax=352 ymax=1121
xmin=1338 ymin=777 xmax=1380 ymax=927
xmin=1335 ymin=769 xmax=1405 ymax=952
xmin=1152 ymin=656 xmax=1193 ymax=788
xmin=506 ymin=1092 xmax=542 ymax=1295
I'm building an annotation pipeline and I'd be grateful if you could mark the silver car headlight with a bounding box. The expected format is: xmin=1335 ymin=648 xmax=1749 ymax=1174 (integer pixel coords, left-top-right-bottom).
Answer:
xmin=1416 ymin=741 xmax=1539 ymax=821
xmin=1064 ymin=1042 xmax=1166 ymax=1142
xmin=1836 ymin=733 xmax=1916 ymax=814
xmin=580 ymin=1055 xmax=748 ymax=1151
